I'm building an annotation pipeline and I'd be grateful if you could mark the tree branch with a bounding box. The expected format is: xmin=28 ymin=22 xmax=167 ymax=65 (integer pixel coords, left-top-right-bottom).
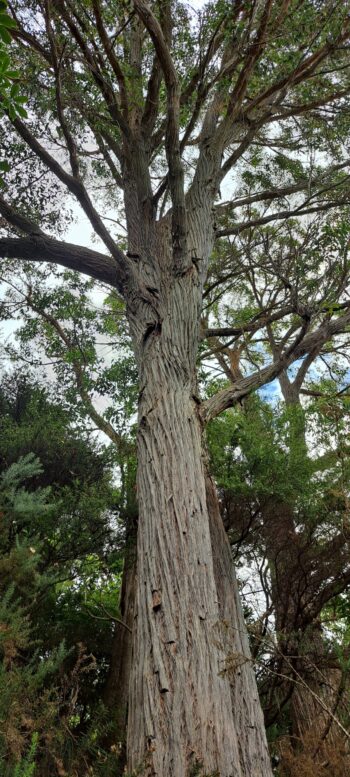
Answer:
xmin=202 ymin=305 xmax=295 ymax=341
xmin=91 ymin=0 xmax=129 ymax=119
xmin=0 ymin=194 xmax=45 ymax=236
xmin=0 ymin=235 xmax=122 ymax=290
xmin=27 ymin=297 xmax=130 ymax=453
xmin=55 ymin=0 xmax=131 ymax=139
xmin=133 ymin=0 xmax=187 ymax=268
xmin=7 ymin=115 xmax=128 ymax=276
xmin=202 ymin=309 xmax=350 ymax=422
xmin=216 ymin=159 xmax=350 ymax=213
xmin=215 ymin=197 xmax=350 ymax=238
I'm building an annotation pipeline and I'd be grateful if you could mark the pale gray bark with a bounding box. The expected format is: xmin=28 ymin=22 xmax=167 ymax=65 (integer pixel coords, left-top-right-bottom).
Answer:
xmin=206 ymin=473 xmax=272 ymax=777
xmin=125 ymin=255 xmax=273 ymax=775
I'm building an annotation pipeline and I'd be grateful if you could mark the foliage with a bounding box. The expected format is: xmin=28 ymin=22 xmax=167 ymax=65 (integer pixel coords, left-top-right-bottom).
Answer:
xmin=13 ymin=733 xmax=38 ymax=777
xmin=0 ymin=1 xmax=26 ymax=125
xmin=0 ymin=374 xmax=128 ymax=777
xmin=207 ymin=388 xmax=350 ymax=768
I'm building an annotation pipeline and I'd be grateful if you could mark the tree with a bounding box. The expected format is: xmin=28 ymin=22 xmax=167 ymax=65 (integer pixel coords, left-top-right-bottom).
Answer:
xmin=0 ymin=0 xmax=26 ymax=181
xmin=0 ymin=266 xmax=140 ymax=770
xmin=203 ymin=213 xmax=350 ymax=771
xmin=0 ymin=373 xmax=126 ymax=777
xmin=1 ymin=1 xmax=350 ymax=774
xmin=210 ymin=391 xmax=350 ymax=772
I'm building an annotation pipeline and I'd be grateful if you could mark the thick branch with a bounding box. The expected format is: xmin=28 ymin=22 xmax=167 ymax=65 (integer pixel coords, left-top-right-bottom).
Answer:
xmin=142 ymin=0 xmax=172 ymax=136
xmin=293 ymin=348 xmax=321 ymax=392
xmin=0 ymin=235 xmax=121 ymax=290
xmin=133 ymin=0 xmax=187 ymax=267
xmin=202 ymin=310 xmax=350 ymax=421
xmin=9 ymin=116 xmax=128 ymax=275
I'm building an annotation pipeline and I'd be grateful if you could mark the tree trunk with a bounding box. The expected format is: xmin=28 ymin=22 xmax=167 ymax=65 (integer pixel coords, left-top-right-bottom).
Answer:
xmin=290 ymin=625 xmax=348 ymax=756
xmin=102 ymin=514 xmax=137 ymax=763
xmin=260 ymin=498 xmax=349 ymax=766
xmin=126 ymin=272 xmax=273 ymax=776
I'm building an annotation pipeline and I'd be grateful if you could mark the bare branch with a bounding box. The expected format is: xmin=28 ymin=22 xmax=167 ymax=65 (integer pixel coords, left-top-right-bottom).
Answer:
xmin=0 ymin=235 xmax=122 ymax=290
xmin=215 ymin=197 xmax=350 ymax=238
xmin=202 ymin=309 xmax=350 ymax=422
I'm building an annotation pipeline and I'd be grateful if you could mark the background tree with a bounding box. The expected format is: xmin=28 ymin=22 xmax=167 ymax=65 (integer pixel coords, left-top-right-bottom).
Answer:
xmin=203 ymin=207 xmax=350 ymax=773
xmin=0 ymin=373 xmax=135 ymax=777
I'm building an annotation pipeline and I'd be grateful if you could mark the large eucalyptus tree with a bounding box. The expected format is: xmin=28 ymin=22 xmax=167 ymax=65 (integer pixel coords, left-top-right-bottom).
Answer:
xmin=1 ymin=1 xmax=350 ymax=774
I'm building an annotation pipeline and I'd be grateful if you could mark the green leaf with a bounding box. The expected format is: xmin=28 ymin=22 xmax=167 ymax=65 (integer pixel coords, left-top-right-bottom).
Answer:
xmin=0 ymin=26 xmax=11 ymax=43
xmin=0 ymin=12 xmax=16 ymax=28
xmin=0 ymin=52 xmax=10 ymax=70
xmin=15 ymin=104 xmax=27 ymax=117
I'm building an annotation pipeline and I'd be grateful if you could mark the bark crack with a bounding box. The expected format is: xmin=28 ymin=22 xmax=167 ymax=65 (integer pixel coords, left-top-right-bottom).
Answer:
xmin=143 ymin=320 xmax=162 ymax=344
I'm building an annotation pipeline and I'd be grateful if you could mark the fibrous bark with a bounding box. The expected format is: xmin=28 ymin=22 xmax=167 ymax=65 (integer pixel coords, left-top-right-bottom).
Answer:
xmin=126 ymin=262 xmax=273 ymax=776
xmin=206 ymin=473 xmax=272 ymax=776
